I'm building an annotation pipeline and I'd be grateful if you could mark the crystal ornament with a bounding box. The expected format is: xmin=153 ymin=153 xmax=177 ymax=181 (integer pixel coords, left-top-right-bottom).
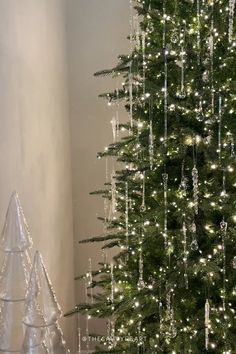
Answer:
xmin=142 ymin=31 xmax=146 ymax=95
xmin=192 ymin=166 xmax=199 ymax=215
xmin=229 ymin=0 xmax=236 ymax=43
xmin=110 ymin=263 xmax=115 ymax=304
xmin=137 ymin=247 xmax=146 ymax=290
xmin=129 ymin=0 xmax=134 ymax=53
xmin=110 ymin=169 xmax=117 ymax=217
xmin=171 ymin=29 xmax=179 ymax=43
xmin=140 ymin=172 xmax=146 ymax=212
xmin=84 ymin=279 xmax=90 ymax=353
xmin=196 ymin=101 xmax=204 ymax=122
xmin=196 ymin=0 xmax=201 ymax=64
xmin=177 ymin=90 xmax=187 ymax=99
xmin=125 ymin=182 xmax=129 ymax=249
xmin=202 ymin=70 xmax=209 ymax=82
xmin=0 ymin=251 xmax=31 ymax=301
xmin=190 ymin=222 xmax=199 ymax=251
xmin=162 ymin=173 xmax=168 ymax=246
xmin=134 ymin=15 xmax=141 ymax=50
xmin=190 ymin=239 xmax=199 ymax=251
xmin=0 ymin=191 xmax=32 ymax=252
xmin=163 ymin=2 xmax=168 ymax=146
xmin=232 ymin=256 xmax=236 ymax=269
xmin=149 ymin=96 xmax=154 ymax=170
xmin=87 ymin=258 xmax=94 ymax=304
xmin=179 ymin=162 xmax=188 ymax=196
xmin=218 ymin=96 xmax=222 ymax=160
xmin=76 ymin=313 xmax=81 ymax=354
xmin=23 ymin=251 xmax=62 ymax=328
xmin=0 ymin=300 xmax=25 ymax=352
xmin=129 ymin=71 xmax=133 ymax=129
xmin=205 ymin=299 xmax=210 ymax=350
xmin=182 ymin=222 xmax=188 ymax=289
xmin=111 ymin=115 xmax=117 ymax=143
xmin=178 ymin=24 xmax=187 ymax=99
xmin=221 ymin=220 xmax=227 ymax=312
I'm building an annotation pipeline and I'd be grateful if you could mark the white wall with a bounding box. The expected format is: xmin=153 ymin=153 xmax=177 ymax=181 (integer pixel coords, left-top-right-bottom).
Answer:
xmin=67 ymin=0 xmax=130 ymax=339
xmin=0 ymin=0 xmax=75 ymax=350
xmin=67 ymin=0 xmax=130 ymax=298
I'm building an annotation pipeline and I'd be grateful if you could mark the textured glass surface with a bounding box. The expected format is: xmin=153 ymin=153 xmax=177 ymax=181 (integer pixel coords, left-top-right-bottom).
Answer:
xmin=21 ymin=343 xmax=49 ymax=354
xmin=21 ymin=327 xmax=48 ymax=354
xmin=23 ymin=252 xmax=62 ymax=328
xmin=44 ymin=323 xmax=70 ymax=354
xmin=0 ymin=301 xmax=24 ymax=352
xmin=0 ymin=251 xmax=31 ymax=301
xmin=0 ymin=192 xmax=32 ymax=252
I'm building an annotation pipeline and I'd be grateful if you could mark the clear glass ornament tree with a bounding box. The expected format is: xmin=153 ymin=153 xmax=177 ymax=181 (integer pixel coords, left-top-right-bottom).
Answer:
xmin=22 ymin=251 xmax=70 ymax=354
xmin=0 ymin=191 xmax=32 ymax=352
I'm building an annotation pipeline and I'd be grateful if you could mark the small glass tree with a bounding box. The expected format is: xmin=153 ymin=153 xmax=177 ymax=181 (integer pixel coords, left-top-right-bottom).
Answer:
xmin=22 ymin=251 xmax=70 ymax=353
xmin=0 ymin=192 xmax=32 ymax=352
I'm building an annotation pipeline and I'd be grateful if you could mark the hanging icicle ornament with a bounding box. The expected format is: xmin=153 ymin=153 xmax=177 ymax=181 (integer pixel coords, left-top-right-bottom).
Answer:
xmin=125 ymin=182 xmax=129 ymax=250
xmin=221 ymin=170 xmax=227 ymax=198
xmin=77 ymin=313 xmax=81 ymax=354
xmin=170 ymin=301 xmax=177 ymax=338
xmin=205 ymin=299 xmax=210 ymax=350
xmin=179 ymin=162 xmax=188 ymax=196
xmin=220 ymin=219 xmax=228 ymax=312
xmin=196 ymin=100 xmax=204 ymax=122
xmin=171 ymin=0 xmax=179 ymax=43
xmin=149 ymin=96 xmax=154 ymax=170
xmin=110 ymin=263 xmax=115 ymax=304
xmin=163 ymin=0 xmax=168 ymax=148
xmin=110 ymin=263 xmax=117 ymax=349
xmin=166 ymin=291 xmax=177 ymax=340
xmin=137 ymin=245 xmax=146 ymax=290
xmin=209 ymin=5 xmax=215 ymax=120
xmin=159 ymin=289 xmax=163 ymax=334
xmin=183 ymin=222 xmax=189 ymax=289
xmin=162 ymin=172 xmax=168 ymax=246
xmin=134 ymin=14 xmax=141 ymax=50
xmin=129 ymin=0 xmax=134 ymax=53
xmin=140 ymin=172 xmax=146 ymax=212
xmin=142 ymin=31 xmax=146 ymax=95
xmin=177 ymin=22 xmax=187 ymax=99
xmin=232 ymin=256 xmax=236 ymax=269
xmin=197 ymin=0 xmax=201 ymax=64
xmin=84 ymin=278 xmax=90 ymax=352
xmin=229 ymin=0 xmax=236 ymax=43
xmin=192 ymin=165 xmax=199 ymax=215
xmin=88 ymin=258 xmax=94 ymax=304
xmin=190 ymin=222 xmax=199 ymax=251
xmin=111 ymin=115 xmax=117 ymax=143
xmin=129 ymin=69 xmax=133 ymax=129
xmin=110 ymin=169 xmax=117 ymax=218
xmin=218 ymin=95 xmax=222 ymax=160
xmin=115 ymin=89 xmax=120 ymax=139
xmin=230 ymin=134 xmax=235 ymax=157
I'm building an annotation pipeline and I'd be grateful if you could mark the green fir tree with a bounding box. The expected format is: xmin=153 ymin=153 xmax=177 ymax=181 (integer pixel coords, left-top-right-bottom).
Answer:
xmin=67 ymin=0 xmax=236 ymax=352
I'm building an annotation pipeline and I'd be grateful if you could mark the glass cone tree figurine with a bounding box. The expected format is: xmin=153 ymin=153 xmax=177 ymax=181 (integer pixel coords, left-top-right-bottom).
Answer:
xmin=22 ymin=251 xmax=70 ymax=354
xmin=68 ymin=0 xmax=236 ymax=353
xmin=0 ymin=191 xmax=32 ymax=352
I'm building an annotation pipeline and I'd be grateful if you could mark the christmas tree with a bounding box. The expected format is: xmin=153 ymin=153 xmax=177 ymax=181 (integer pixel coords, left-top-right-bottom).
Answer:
xmin=70 ymin=0 xmax=236 ymax=352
